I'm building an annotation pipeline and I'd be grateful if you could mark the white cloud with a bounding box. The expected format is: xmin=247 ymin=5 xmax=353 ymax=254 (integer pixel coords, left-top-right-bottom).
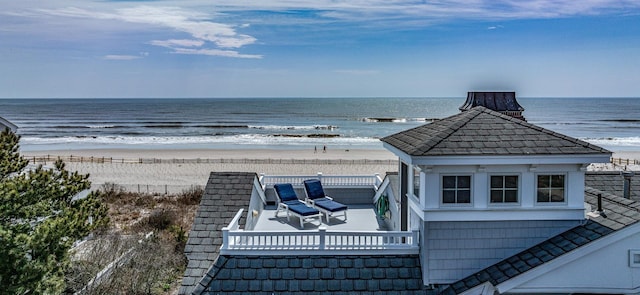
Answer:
xmin=197 ymin=0 xmax=640 ymax=23
xmin=30 ymin=5 xmax=259 ymax=58
xmin=172 ymin=48 xmax=262 ymax=59
xmin=103 ymin=54 xmax=141 ymax=60
xmin=40 ymin=6 xmax=256 ymax=48
xmin=150 ymin=39 xmax=205 ymax=48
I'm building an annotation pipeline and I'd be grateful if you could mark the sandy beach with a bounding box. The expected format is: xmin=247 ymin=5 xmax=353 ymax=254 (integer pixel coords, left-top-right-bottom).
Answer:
xmin=22 ymin=148 xmax=400 ymax=194
xmin=21 ymin=148 xmax=640 ymax=194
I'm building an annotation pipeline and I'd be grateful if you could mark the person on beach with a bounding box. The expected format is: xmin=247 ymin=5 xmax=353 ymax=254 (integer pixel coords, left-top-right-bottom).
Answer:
xmin=314 ymin=146 xmax=317 ymax=153
xmin=323 ymin=145 xmax=327 ymax=153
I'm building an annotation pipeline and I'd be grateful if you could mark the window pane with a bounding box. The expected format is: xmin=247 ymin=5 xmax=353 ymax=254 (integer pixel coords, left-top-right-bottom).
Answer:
xmin=490 ymin=176 xmax=503 ymax=188
xmin=550 ymin=189 xmax=565 ymax=202
xmin=505 ymin=190 xmax=518 ymax=202
xmin=490 ymin=190 xmax=503 ymax=203
xmin=537 ymin=175 xmax=550 ymax=188
xmin=443 ymin=176 xmax=456 ymax=188
xmin=505 ymin=176 xmax=518 ymax=188
xmin=443 ymin=190 xmax=456 ymax=203
xmin=551 ymin=175 xmax=565 ymax=187
xmin=457 ymin=190 xmax=471 ymax=203
xmin=457 ymin=176 xmax=471 ymax=188
xmin=537 ymin=189 xmax=549 ymax=202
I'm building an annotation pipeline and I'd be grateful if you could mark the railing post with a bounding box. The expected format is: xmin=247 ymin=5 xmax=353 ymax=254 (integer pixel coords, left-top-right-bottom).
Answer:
xmin=411 ymin=230 xmax=419 ymax=247
xmin=222 ymin=227 xmax=230 ymax=250
xmin=319 ymin=227 xmax=326 ymax=250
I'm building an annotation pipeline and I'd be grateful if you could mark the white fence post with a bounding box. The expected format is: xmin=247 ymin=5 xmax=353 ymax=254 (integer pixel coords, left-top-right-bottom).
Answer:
xmin=222 ymin=227 xmax=229 ymax=250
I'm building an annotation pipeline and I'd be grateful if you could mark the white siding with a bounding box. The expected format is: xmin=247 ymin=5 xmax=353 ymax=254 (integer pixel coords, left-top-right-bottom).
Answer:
xmin=423 ymin=220 xmax=581 ymax=284
xmin=415 ymin=164 xmax=587 ymax=221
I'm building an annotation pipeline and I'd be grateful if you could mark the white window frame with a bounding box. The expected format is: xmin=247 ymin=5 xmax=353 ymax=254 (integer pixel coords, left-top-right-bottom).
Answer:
xmin=535 ymin=173 xmax=567 ymax=204
xmin=411 ymin=166 xmax=421 ymax=201
xmin=488 ymin=174 xmax=521 ymax=206
xmin=440 ymin=174 xmax=473 ymax=206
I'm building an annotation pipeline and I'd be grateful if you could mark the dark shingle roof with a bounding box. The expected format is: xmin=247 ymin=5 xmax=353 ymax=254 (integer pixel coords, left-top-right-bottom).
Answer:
xmin=586 ymin=171 xmax=640 ymax=201
xmin=194 ymin=255 xmax=428 ymax=294
xmin=178 ymin=172 xmax=255 ymax=295
xmin=443 ymin=187 xmax=640 ymax=294
xmin=381 ymin=107 xmax=610 ymax=157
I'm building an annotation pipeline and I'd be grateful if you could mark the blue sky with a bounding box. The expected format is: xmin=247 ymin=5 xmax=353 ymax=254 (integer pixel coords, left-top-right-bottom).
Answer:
xmin=1 ymin=1 xmax=639 ymax=98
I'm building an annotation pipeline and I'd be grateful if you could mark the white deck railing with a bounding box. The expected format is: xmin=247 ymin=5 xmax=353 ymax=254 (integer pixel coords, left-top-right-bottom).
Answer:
xmin=259 ymin=173 xmax=383 ymax=190
xmin=221 ymin=210 xmax=418 ymax=255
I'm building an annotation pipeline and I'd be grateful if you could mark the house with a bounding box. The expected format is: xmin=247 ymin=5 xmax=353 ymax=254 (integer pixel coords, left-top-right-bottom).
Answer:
xmin=180 ymin=98 xmax=640 ymax=294
xmin=0 ymin=116 xmax=17 ymax=132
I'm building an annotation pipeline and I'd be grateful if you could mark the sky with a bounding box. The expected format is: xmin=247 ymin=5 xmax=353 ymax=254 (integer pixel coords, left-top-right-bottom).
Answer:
xmin=1 ymin=0 xmax=639 ymax=98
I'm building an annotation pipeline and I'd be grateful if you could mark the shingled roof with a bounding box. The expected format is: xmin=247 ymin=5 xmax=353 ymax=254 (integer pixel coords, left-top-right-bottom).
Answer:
xmin=381 ymin=106 xmax=610 ymax=157
xmin=585 ymin=171 xmax=640 ymax=201
xmin=442 ymin=186 xmax=640 ymax=294
xmin=178 ymin=172 xmax=256 ymax=295
xmin=193 ymin=254 xmax=428 ymax=294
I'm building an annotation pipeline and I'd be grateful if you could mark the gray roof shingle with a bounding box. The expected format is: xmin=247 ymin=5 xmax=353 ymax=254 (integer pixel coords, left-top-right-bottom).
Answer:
xmin=443 ymin=186 xmax=640 ymax=294
xmin=196 ymin=255 xmax=428 ymax=295
xmin=178 ymin=172 xmax=255 ymax=295
xmin=585 ymin=171 xmax=640 ymax=201
xmin=381 ymin=107 xmax=610 ymax=157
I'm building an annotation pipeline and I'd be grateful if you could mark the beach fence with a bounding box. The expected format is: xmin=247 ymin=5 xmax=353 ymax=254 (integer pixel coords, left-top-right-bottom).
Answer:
xmin=89 ymin=184 xmax=204 ymax=195
xmin=27 ymin=155 xmax=397 ymax=166
xmin=611 ymin=157 xmax=640 ymax=166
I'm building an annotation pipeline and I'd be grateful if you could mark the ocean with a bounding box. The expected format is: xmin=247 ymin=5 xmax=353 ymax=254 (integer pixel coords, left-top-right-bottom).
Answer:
xmin=1 ymin=97 xmax=638 ymax=152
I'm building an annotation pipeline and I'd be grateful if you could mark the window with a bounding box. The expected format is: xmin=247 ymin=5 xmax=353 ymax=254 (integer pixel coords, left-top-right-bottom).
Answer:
xmin=490 ymin=175 xmax=519 ymax=203
xmin=442 ymin=175 xmax=471 ymax=204
xmin=413 ymin=166 xmax=421 ymax=198
xmin=537 ymin=174 xmax=565 ymax=202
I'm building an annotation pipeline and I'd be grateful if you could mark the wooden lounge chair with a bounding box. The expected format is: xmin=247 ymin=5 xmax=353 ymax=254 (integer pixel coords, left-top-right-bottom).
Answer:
xmin=303 ymin=179 xmax=348 ymax=222
xmin=273 ymin=183 xmax=322 ymax=229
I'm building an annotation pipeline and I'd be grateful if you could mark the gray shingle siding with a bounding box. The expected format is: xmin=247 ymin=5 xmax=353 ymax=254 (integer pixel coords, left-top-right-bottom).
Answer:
xmin=424 ymin=220 xmax=581 ymax=284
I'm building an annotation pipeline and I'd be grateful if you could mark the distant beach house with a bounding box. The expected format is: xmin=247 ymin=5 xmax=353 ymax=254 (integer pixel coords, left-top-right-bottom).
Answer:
xmin=0 ymin=116 xmax=17 ymax=132
xmin=180 ymin=93 xmax=640 ymax=294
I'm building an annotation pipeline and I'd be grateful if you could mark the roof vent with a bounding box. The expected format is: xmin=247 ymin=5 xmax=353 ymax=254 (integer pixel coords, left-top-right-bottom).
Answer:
xmin=459 ymin=92 xmax=525 ymax=120
xmin=587 ymin=193 xmax=608 ymax=219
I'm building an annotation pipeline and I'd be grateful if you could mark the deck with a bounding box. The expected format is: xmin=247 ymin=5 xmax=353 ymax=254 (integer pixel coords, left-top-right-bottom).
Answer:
xmin=254 ymin=204 xmax=387 ymax=231
xmin=219 ymin=173 xmax=419 ymax=255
